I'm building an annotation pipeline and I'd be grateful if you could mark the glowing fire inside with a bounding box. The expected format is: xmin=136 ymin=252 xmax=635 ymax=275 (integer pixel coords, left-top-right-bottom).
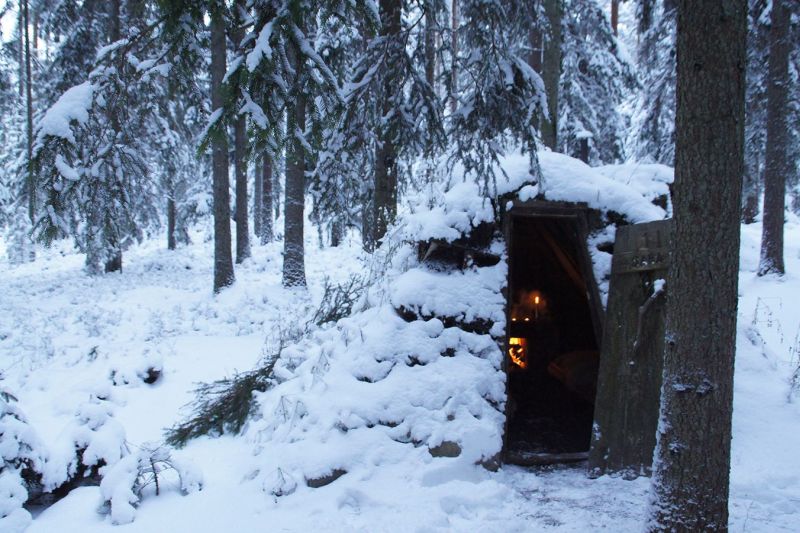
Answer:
xmin=508 ymin=337 xmax=527 ymax=368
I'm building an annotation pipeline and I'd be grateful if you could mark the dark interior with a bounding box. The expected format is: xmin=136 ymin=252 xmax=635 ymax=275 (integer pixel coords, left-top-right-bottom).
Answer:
xmin=504 ymin=214 xmax=600 ymax=462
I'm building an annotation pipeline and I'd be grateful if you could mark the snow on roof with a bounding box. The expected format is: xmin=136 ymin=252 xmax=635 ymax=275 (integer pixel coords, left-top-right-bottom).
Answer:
xmin=404 ymin=150 xmax=671 ymax=243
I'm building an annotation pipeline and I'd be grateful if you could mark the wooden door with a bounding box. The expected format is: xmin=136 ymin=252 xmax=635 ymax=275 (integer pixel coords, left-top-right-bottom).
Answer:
xmin=588 ymin=219 xmax=672 ymax=478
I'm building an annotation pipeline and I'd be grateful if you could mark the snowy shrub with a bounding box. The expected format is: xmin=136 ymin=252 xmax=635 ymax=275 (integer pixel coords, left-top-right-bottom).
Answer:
xmin=110 ymin=343 xmax=165 ymax=386
xmin=0 ymin=387 xmax=46 ymax=531
xmin=43 ymin=394 xmax=127 ymax=491
xmin=307 ymin=275 xmax=368 ymax=327
xmin=99 ymin=444 xmax=202 ymax=525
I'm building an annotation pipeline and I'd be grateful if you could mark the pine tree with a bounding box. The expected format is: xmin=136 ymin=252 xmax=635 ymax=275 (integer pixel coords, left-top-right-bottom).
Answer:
xmin=630 ymin=0 xmax=677 ymax=164
xmin=450 ymin=0 xmax=543 ymax=190
xmin=648 ymin=0 xmax=746 ymax=530
xmin=559 ymin=0 xmax=637 ymax=164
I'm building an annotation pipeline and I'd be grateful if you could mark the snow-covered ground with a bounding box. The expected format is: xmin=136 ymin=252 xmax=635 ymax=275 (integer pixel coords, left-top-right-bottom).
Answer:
xmin=2 ymin=215 xmax=799 ymax=532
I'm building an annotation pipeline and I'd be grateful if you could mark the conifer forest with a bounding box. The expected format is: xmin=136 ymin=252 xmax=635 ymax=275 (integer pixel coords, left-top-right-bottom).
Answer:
xmin=0 ymin=1 xmax=799 ymax=531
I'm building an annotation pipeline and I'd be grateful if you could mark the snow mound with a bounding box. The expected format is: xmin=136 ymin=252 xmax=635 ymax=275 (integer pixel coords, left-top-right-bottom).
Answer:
xmin=391 ymin=262 xmax=507 ymax=335
xmin=249 ymin=259 xmax=508 ymax=494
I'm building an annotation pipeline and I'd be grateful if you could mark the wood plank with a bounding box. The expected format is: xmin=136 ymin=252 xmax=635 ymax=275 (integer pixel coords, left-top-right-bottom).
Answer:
xmin=505 ymin=450 xmax=589 ymax=466
xmin=588 ymin=219 xmax=673 ymax=479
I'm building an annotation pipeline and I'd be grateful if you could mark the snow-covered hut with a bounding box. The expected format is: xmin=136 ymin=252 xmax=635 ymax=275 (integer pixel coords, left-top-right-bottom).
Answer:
xmin=249 ymin=151 xmax=673 ymax=496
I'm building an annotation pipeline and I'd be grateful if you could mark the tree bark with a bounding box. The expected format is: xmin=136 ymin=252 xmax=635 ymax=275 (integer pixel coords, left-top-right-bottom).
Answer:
xmin=233 ymin=115 xmax=250 ymax=263
xmin=424 ymin=0 xmax=436 ymax=88
xmin=647 ymin=1 xmax=746 ymax=531
xmin=450 ymin=0 xmax=458 ymax=113
xmin=103 ymin=0 xmax=123 ymax=273
xmin=741 ymin=156 xmax=760 ymax=224
xmin=261 ymin=155 xmax=273 ymax=244
xmin=18 ymin=7 xmax=23 ymax=97
xmin=757 ymin=0 xmax=790 ymax=276
xmin=540 ymin=0 xmax=561 ymax=151
xmin=611 ymin=0 xmax=619 ymax=36
xmin=24 ymin=0 xmax=34 ymax=225
xmin=372 ymin=0 xmax=401 ymax=247
xmin=283 ymin=39 xmax=307 ymax=287
xmin=210 ymin=4 xmax=235 ymax=292
xmin=233 ymin=0 xmax=250 ymax=263
xmin=167 ymin=194 xmax=176 ymax=250
xmin=254 ymin=156 xmax=262 ymax=238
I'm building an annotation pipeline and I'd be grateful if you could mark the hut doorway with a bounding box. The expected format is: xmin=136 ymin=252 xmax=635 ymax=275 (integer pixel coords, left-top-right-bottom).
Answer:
xmin=503 ymin=204 xmax=603 ymax=465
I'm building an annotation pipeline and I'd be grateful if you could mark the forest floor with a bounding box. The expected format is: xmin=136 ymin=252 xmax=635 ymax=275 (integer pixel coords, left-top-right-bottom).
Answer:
xmin=1 ymin=218 xmax=799 ymax=532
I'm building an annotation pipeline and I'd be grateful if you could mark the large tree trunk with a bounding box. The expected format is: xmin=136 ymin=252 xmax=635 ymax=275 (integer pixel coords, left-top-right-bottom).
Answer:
xmin=261 ymin=155 xmax=273 ymax=244
xmin=372 ymin=0 xmax=401 ymax=247
xmin=233 ymin=0 xmax=250 ymax=263
xmin=210 ymin=4 xmax=235 ymax=292
xmin=647 ymin=1 xmax=746 ymax=531
xmin=283 ymin=40 xmax=307 ymax=287
xmin=758 ymin=0 xmax=790 ymax=276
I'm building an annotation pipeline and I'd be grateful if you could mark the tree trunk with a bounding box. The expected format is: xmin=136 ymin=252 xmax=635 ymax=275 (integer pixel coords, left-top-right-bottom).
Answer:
xmin=234 ymin=114 xmax=250 ymax=262
xmin=210 ymin=4 xmax=235 ymax=292
xmin=283 ymin=40 xmax=307 ymax=287
xmin=361 ymin=187 xmax=374 ymax=252
xmin=450 ymin=0 xmax=458 ymax=113
xmin=741 ymin=156 xmax=760 ymax=224
xmin=18 ymin=7 xmax=23 ymax=97
xmin=424 ymin=0 xmax=436 ymax=88
xmin=167 ymin=194 xmax=176 ymax=250
xmin=331 ymin=220 xmax=344 ymax=247
xmin=611 ymin=0 xmax=619 ymax=36
xmin=647 ymin=1 xmax=746 ymax=531
xmin=372 ymin=0 xmax=401 ymax=247
xmin=109 ymin=0 xmax=121 ymax=42
xmin=254 ymin=157 xmax=262 ymax=239
xmin=233 ymin=0 xmax=250 ymax=263
xmin=261 ymin=155 xmax=273 ymax=244
xmin=757 ymin=0 xmax=790 ymax=276
xmin=540 ymin=0 xmax=561 ymax=151
xmin=24 ymin=0 xmax=34 ymax=226
xmin=102 ymin=0 xmax=122 ymax=273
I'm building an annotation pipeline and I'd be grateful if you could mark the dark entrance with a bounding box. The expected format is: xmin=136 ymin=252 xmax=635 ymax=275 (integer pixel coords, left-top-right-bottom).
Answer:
xmin=503 ymin=205 xmax=603 ymax=465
